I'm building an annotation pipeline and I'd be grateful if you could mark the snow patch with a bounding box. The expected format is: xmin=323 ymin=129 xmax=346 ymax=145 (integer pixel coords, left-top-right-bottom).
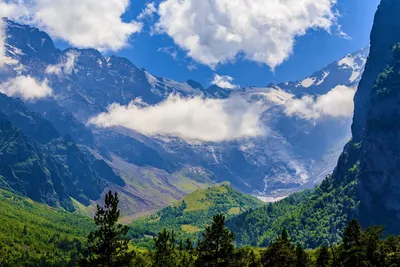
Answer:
xmin=145 ymin=71 xmax=158 ymax=88
xmin=301 ymin=77 xmax=316 ymax=88
xmin=349 ymin=70 xmax=361 ymax=83
xmin=316 ymin=71 xmax=330 ymax=86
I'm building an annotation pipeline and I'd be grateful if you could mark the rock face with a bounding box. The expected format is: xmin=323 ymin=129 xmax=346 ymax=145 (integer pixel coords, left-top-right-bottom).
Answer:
xmin=0 ymin=18 xmax=369 ymax=202
xmin=357 ymin=43 xmax=400 ymax=230
xmin=330 ymin=0 xmax=400 ymax=231
xmin=351 ymin=0 xmax=400 ymax=142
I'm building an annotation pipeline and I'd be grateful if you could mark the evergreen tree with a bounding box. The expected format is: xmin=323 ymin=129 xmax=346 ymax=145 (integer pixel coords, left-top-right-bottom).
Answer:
xmin=343 ymin=219 xmax=362 ymax=249
xmin=316 ymin=245 xmax=330 ymax=267
xmin=295 ymin=244 xmax=308 ymax=267
xmin=261 ymin=229 xmax=296 ymax=267
xmin=195 ymin=214 xmax=235 ymax=267
xmin=79 ymin=191 xmax=134 ymax=267
xmin=339 ymin=219 xmax=365 ymax=267
xmin=152 ymin=229 xmax=177 ymax=267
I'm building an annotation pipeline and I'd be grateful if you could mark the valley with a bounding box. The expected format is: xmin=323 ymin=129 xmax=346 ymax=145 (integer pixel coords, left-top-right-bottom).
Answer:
xmin=2 ymin=0 xmax=400 ymax=266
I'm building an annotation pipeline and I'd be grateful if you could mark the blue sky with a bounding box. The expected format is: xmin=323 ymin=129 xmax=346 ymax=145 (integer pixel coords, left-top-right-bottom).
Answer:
xmin=115 ymin=0 xmax=380 ymax=88
xmin=47 ymin=0 xmax=380 ymax=88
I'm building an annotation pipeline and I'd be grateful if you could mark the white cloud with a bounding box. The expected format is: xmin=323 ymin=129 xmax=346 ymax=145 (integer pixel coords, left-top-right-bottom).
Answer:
xmin=88 ymin=94 xmax=266 ymax=142
xmin=155 ymin=0 xmax=338 ymax=69
xmin=137 ymin=2 xmax=157 ymax=20
xmin=46 ymin=51 xmax=78 ymax=76
xmin=0 ymin=1 xmax=27 ymax=66
xmin=1 ymin=0 xmax=142 ymax=52
xmin=0 ymin=19 xmax=6 ymax=67
xmin=157 ymin=47 xmax=178 ymax=60
xmin=0 ymin=76 xmax=53 ymax=101
xmin=211 ymin=74 xmax=237 ymax=89
xmin=284 ymin=85 xmax=355 ymax=120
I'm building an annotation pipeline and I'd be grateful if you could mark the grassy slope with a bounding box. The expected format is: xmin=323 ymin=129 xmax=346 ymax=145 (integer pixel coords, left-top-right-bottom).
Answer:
xmin=0 ymin=190 xmax=94 ymax=266
xmin=129 ymin=183 xmax=264 ymax=248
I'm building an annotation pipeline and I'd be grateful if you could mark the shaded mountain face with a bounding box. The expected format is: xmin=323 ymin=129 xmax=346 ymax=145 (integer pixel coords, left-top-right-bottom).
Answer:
xmin=332 ymin=0 xmax=400 ymax=232
xmin=0 ymin=92 xmax=127 ymax=211
xmin=0 ymin=18 xmax=368 ymax=198
xmin=228 ymin=0 xmax=400 ymax=248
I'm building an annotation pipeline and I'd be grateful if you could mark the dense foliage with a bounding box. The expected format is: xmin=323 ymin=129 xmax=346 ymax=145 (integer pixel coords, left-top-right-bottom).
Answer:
xmin=2 ymin=188 xmax=400 ymax=267
xmin=79 ymin=191 xmax=134 ymax=266
xmin=0 ymin=190 xmax=94 ymax=266
xmin=129 ymin=184 xmax=263 ymax=248
xmin=226 ymin=139 xmax=362 ymax=248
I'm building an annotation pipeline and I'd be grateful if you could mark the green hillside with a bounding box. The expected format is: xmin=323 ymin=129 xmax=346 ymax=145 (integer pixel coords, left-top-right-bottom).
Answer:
xmin=0 ymin=190 xmax=94 ymax=266
xmin=129 ymin=183 xmax=264 ymax=248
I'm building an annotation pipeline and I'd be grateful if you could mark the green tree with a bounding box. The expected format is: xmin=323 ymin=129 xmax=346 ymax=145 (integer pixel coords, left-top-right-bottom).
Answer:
xmin=261 ymin=229 xmax=296 ymax=267
xmin=339 ymin=219 xmax=365 ymax=267
xmin=79 ymin=191 xmax=134 ymax=267
xmin=295 ymin=244 xmax=309 ymax=267
xmin=152 ymin=229 xmax=177 ymax=267
xmin=316 ymin=245 xmax=330 ymax=267
xmin=195 ymin=214 xmax=235 ymax=267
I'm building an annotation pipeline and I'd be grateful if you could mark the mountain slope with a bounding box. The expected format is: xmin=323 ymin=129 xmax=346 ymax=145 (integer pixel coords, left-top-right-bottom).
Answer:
xmin=2 ymin=18 xmax=367 ymax=193
xmin=129 ymin=184 xmax=263 ymax=247
xmin=0 ymin=18 xmax=367 ymax=216
xmin=0 ymin=189 xmax=93 ymax=266
xmin=227 ymin=0 xmax=400 ymax=248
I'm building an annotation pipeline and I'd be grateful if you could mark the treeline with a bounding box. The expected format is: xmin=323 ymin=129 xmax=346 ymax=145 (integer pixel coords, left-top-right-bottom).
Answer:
xmin=2 ymin=190 xmax=400 ymax=266
xmin=77 ymin=191 xmax=400 ymax=267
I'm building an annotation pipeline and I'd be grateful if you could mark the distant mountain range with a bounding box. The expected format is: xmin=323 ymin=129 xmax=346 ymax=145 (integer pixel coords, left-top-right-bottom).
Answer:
xmin=0 ymin=18 xmax=367 ymax=217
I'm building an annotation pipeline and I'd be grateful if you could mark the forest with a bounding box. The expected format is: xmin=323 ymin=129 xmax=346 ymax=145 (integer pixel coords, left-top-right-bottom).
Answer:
xmin=2 ymin=190 xmax=400 ymax=267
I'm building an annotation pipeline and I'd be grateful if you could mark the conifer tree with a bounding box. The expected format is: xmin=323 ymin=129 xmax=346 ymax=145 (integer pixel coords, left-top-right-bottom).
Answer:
xmin=316 ymin=245 xmax=330 ymax=267
xmin=79 ymin=190 xmax=134 ymax=267
xmin=295 ymin=244 xmax=309 ymax=267
xmin=152 ymin=229 xmax=177 ymax=267
xmin=195 ymin=214 xmax=235 ymax=267
xmin=261 ymin=229 xmax=296 ymax=267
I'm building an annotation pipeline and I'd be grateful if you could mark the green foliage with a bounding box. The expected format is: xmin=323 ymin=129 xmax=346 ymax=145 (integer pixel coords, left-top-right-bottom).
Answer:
xmin=261 ymin=229 xmax=297 ymax=267
xmin=0 ymin=190 xmax=94 ymax=266
xmin=79 ymin=191 xmax=134 ymax=267
xmin=152 ymin=229 xmax=179 ymax=267
xmin=195 ymin=214 xmax=235 ymax=267
xmin=316 ymin=245 xmax=330 ymax=267
xmin=227 ymin=140 xmax=364 ymax=248
xmin=129 ymin=184 xmax=263 ymax=249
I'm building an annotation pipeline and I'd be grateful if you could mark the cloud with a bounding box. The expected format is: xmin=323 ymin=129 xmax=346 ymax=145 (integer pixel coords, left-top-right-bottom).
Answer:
xmin=1 ymin=0 xmax=142 ymax=52
xmin=88 ymin=94 xmax=266 ymax=142
xmin=157 ymin=47 xmax=178 ymax=60
xmin=0 ymin=1 xmax=27 ymax=66
xmin=283 ymin=85 xmax=355 ymax=120
xmin=211 ymin=74 xmax=237 ymax=89
xmin=0 ymin=76 xmax=53 ymax=101
xmin=155 ymin=0 xmax=338 ymax=69
xmin=137 ymin=2 xmax=157 ymax=20
xmin=46 ymin=51 xmax=78 ymax=76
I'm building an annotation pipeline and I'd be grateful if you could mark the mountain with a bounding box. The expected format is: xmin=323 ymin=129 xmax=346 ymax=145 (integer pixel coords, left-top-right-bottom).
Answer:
xmin=0 ymin=93 xmax=127 ymax=211
xmin=227 ymin=0 xmax=400 ymax=248
xmin=0 ymin=18 xmax=367 ymax=217
xmin=128 ymin=183 xmax=263 ymax=248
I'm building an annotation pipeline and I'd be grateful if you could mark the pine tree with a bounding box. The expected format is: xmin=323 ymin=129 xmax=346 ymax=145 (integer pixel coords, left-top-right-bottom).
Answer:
xmin=195 ymin=214 xmax=235 ymax=267
xmin=295 ymin=244 xmax=308 ymax=267
xmin=339 ymin=219 xmax=364 ymax=267
xmin=79 ymin=191 xmax=134 ymax=267
xmin=316 ymin=245 xmax=330 ymax=267
xmin=152 ymin=229 xmax=177 ymax=267
xmin=261 ymin=229 xmax=296 ymax=267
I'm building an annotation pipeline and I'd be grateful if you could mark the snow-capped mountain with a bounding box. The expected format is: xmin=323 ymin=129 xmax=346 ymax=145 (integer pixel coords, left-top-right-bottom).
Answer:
xmin=0 ymin=19 xmax=368 ymax=208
